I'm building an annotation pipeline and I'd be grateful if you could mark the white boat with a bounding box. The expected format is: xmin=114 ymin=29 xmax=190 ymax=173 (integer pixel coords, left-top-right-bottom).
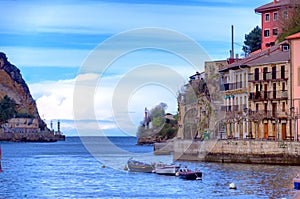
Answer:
xmin=154 ymin=163 xmax=180 ymax=176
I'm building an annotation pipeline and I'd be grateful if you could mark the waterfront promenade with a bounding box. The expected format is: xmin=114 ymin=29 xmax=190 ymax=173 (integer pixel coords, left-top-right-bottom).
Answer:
xmin=155 ymin=139 xmax=300 ymax=165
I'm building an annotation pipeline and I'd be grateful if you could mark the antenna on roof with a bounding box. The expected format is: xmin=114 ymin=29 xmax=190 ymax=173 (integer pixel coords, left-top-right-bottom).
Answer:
xmin=231 ymin=25 xmax=234 ymax=59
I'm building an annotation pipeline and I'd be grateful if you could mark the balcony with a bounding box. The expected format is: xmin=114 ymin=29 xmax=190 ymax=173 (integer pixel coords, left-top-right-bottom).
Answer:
xmin=249 ymin=90 xmax=288 ymax=101
xmin=221 ymin=105 xmax=244 ymax=112
xmin=220 ymin=82 xmax=244 ymax=91
xmin=248 ymin=71 xmax=288 ymax=82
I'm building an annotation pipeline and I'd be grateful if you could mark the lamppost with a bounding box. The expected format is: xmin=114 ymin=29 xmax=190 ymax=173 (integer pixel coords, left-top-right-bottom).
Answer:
xmin=243 ymin=107 xmax=252 ymax=139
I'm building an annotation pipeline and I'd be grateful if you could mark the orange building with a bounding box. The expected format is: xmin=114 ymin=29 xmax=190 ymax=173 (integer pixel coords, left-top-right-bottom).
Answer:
xmin=255 ymin=0 xmax=300 ymax=50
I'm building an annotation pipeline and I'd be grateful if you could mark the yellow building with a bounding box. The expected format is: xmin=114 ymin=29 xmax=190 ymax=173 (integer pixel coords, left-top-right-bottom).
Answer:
xmin=219 ymin=41 xmax=292 ymax=141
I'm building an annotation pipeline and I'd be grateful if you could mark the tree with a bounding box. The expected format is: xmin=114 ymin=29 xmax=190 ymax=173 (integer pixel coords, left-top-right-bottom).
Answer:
xmin=0 ymin=95 xmax=16 ymax=124
xmin=242 ymin=26 xmax=262 ymax=55
xmin=277 ymin=6 xmax=300 ymax=42
xmin=149 ymin=103 xmax=167 ymax=128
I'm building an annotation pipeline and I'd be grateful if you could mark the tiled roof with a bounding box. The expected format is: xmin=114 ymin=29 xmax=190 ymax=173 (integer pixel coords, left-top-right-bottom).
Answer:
xmin=286 ymin=32 xmax=300 ymax=40
xmin=255 ymin=0 xmax=300 ymax=13
xmin=219 ymin=42 xmax=290 ymax=72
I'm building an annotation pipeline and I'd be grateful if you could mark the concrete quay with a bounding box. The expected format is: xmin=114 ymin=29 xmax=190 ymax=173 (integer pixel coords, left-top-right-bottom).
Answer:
xmin=154 ymin=139 xmax=300 ymax=165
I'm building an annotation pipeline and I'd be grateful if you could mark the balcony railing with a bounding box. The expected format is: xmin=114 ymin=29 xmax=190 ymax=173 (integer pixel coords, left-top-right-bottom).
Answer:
xmin=220 ymin=81 xmax=244 ymax=91
xmin=248 ymin=71 xmax=288 ymax=82
xmin=249 ymin=90 xmax=288 ymax=101
xmin=221 ymin=105 xmax=247 ymax=112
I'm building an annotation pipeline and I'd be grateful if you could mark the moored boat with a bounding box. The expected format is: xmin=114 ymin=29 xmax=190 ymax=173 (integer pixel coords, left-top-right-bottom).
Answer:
xmin=294 ymin=174 xmax=300 ymax=189
xmin=127 ymin=158 xmax=154 ymax=173
xmin=154 ymin=163 xmax=180 ymax=176
xmin=178 ymin=168 xmax=202 ymax=180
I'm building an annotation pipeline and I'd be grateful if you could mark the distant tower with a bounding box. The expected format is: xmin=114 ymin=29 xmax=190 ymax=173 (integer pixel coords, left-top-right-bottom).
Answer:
xmin=50 ymin=120 xmax=53 ymax=130
xmin=57 ymin=120 xmax=60 ymax=133
xmin=144 ymin=108 xmax=150 ymax=128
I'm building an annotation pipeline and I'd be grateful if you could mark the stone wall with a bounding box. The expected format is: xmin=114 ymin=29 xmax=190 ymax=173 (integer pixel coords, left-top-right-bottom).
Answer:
xmin=170 ymin=139 xmax=300 ymax=165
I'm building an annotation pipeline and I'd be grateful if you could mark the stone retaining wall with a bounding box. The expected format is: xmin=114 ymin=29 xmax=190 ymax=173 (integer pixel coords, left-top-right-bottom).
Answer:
xmin=156 ymin=139 xmax=300 ymax=165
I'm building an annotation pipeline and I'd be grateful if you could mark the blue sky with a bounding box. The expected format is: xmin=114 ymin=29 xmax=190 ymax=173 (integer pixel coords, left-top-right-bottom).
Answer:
xmin=0 ymin=0 xmax=270 ymax=136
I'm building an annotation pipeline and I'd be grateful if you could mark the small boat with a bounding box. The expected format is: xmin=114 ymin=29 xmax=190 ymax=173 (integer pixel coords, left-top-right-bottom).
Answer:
xmin=127 ymin=158 xmax=154 ymax=173
xmin=154 ymin=163 xmax=180 ymax=176
xmin=178 ymin=168 xmax=202 ymax=180
xmin=294 ymin=174 xmax=300 ymax=190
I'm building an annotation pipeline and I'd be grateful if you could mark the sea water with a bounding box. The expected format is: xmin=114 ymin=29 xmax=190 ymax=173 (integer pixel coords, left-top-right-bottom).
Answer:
xmin=0 ymin=136 xmax=299 ymax=199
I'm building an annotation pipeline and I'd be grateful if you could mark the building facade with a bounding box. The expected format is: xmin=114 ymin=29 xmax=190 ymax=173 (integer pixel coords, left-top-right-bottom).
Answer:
xmin=218 ymin=41 xmax=293 ymax=141
xmin=1 ymin=118 xmax=40 ymax=134
xmin=287 ymin=32 xmax=300 ymax=140
xmin=219 ymin=64 xmax=249 ymax=139
xmin=255 ymin=0 xmax=300 ymax=50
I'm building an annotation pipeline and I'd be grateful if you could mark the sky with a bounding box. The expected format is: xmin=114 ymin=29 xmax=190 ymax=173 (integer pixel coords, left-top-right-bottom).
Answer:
xmin=0 ymin=0 xmax=270 ymax=136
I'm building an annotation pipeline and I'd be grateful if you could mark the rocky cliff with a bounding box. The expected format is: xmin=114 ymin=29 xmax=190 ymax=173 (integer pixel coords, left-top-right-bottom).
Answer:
xmin=0 ymin=52 xmax=47 ymax=130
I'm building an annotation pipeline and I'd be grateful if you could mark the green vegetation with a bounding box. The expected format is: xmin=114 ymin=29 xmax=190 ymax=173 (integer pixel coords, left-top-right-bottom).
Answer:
xmin=242 ymin=26 xmax=262 ymax=55
xmin=0 ymin=95 xmax=16 ymax=124
xmin=137 ymin=103 xmax=178 ymax=140
xmin=278 ymin=7 xmax=300 ymax=42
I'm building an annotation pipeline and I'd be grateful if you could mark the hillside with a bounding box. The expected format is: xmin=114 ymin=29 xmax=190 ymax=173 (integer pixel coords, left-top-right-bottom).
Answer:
xmin=0 ymin=52 xmax=64 ymax=143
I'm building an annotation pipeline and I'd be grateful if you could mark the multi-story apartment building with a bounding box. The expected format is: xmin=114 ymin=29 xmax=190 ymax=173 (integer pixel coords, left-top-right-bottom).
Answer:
xmin=287 ymin=32 xmax=300 ymax=140
xmin=219 ymin=62 xmax=249 ymax=139
xmin=219 ymin=41 xmax=292 ymax=141
xmin=247 ymin=42 xmax=291 ymax=140
xmin=255 ymin=0 xmax=300 ymax=50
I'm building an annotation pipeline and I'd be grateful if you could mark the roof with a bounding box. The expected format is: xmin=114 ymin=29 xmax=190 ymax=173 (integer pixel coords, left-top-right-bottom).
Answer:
xmin=286 ymin=32 xmax=300 ymax=40
xmin=219 ymin=41 xmax=290 ymax=72
xmin=255 ymin=0 xmax=300 ymax=13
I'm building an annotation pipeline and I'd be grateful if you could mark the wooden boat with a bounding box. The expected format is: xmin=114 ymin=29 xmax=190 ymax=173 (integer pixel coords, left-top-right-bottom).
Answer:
xmin=178 ymin=168 xmax=202 ymax=180
xmin=294 ymin=174 xmax=300 ymax=189
xmin=127 ymin=158 xmax=154 ymax=173
xmin=153 ymin=163 xmax=180 ymax=176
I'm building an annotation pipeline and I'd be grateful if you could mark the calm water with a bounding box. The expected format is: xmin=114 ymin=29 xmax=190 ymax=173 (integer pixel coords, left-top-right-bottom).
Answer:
xmin=0 ymin=137 xmax=300 ymax=199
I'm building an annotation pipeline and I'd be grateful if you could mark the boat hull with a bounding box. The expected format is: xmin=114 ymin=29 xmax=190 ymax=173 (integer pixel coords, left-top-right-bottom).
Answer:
xmin=294 ymin=178 xmax=300 ymax=190
xmin=178 ymin=168 xmax=202 ymax=180
xmin=154 ymin=165 xmax=180 ymax=176
xmin=127 ymin=159 xmax=154 ymax=173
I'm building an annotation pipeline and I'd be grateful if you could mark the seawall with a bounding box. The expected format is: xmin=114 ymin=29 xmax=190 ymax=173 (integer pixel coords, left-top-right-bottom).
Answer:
xmin=155 ymin=139 xmax=300 ymax=165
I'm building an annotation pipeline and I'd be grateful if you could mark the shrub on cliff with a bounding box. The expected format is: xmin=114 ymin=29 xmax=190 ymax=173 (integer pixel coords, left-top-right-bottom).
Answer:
xmin=0 ymin=95 xmax=17 ymax=124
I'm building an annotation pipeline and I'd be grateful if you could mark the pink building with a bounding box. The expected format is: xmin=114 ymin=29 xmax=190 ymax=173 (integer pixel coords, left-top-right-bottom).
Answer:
xmin=255 ymin=0 xmax=300 ymax=50
xmin=286 ymin=32 xmax=300 ymax=140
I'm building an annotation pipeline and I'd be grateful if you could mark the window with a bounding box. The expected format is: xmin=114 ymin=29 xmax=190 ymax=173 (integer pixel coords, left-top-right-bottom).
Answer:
xmin=273 ymin=28 xmax=278 ymax=36
xmin=282 ymin=44 xmax=289 ymax=51
xmin=264 ymin=29 xmax=270 ymax=37
xmin=281 ymin=65 xmax=285 ymax=79
xmin=256 ymin=103 xmax=259 ymax=112
xmin=263 ymin=67 xmax=268 ymax=80
xmin=282 ymin=102 xmax=286 ymax=112
xmin=282 ymin=82 xmax=285 ymax=91
xmin=273 ymin=12 xmax=278 ymax=21
xmin=272 ymin=66 xmax=276 ymax=79
xmin=255 ymin=68 xmax=259 ymax=81
xmin=265 ymin=13 xmax=270 ymax=21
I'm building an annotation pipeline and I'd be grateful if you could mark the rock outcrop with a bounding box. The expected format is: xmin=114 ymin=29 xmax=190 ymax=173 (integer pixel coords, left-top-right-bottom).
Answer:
xmin=0 ymin=52 xmax=64 ymax=142
xmin=0 ymin=52 xmax=46 ymax=130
